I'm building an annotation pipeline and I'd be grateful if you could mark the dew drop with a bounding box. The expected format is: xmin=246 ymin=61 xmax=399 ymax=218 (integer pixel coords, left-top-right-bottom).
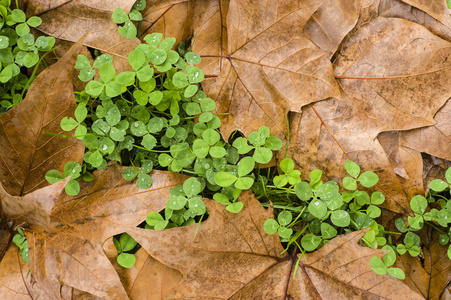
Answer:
xmin=195 ymin=204 xmax=198 ymax=207
xmin=134 ymin=123 xmax=139 ymax=127
xmin=102 ymin=144 xmax=108 ymax=151
xmin=314 ymin=201 xmax=320 ymax=206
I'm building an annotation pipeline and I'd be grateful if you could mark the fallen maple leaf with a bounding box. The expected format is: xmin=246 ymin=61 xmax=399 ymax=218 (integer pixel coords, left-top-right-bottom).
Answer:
xmin=203 ymin=0 xmax=340 ymax=140
xmin=29 ymin=0 xmax=140 ymax=73
xmin=0 ymin=245 xmax=50 ymax=298
xmin=286 ymin=15 xmax=451 ymax=215
xmin=139 ymin=0 xmax=189 ymax=44
xmin=23 ymin=163 xmax=187 ymax=299
xmin=379 ymin=0 xmax=451 ymax=42
xmin=105 ymin=243 xmax=183 ymax=299
xmin=303 ymin=0 xmax=363 ymax=54
xmin=0 ymin=36 xmax=84 ymax=197
xmin=128 ymin=190 xmax=422 ymax=299
xmin=394 ymin=228 xmax=451 ymax=300
xmin=400 ymin=100 xmax=451 ymax=167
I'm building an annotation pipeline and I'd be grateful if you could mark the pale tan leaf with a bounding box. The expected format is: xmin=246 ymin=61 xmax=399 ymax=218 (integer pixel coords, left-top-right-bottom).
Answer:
xmin=32 ymin=0 xmax=140 ymax=73
xmin=0 ymin=36 xmax=84 ymax=197
xmin=25 ymin=163 xmax=187 ymax=299
xmin=303 ymin=0 xmax=363 ymax=54
xmin=0 ymin=245 xmax=50 ymax=299
xmin=400 ymin=99 xmax=451 ymax=162
xmin=139 ymin=0 xmax=189 ymax=43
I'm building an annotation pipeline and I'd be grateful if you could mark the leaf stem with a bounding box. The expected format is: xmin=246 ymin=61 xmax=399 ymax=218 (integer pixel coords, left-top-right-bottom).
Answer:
xmin=425 ymin=221 xmax=446 ymax=234
xmin=260 ymin=202 xmax=304 ymax=212
xmin=21 ymin=46 xmax=60 ymax=98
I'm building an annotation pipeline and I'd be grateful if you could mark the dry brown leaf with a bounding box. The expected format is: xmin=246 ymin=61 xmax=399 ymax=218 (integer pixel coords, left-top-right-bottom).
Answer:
xmin=139 ymin=0 xmax=228 ymax=77
xmin=422 ymin=154 xmax=451 ymax=188
xmin=379 ymin=0 xmax=451 ymax=42
xmin=24 ymin=163 xmax=187 ymax=299
xmin=24 ymin=0 xmax=71 ymax=16
xmin=400 ymin=0 xmax=451 ymax=26
xmin=334 ymin=17 xmax=451 ymax=133
xmin=400 ymin=99 xmax=451 ymax=164
xmin=285 ymin=99 xmax=411 ymax=215
xmin=106 ymin=245 xmax=183 ymax=299
xmin=0 ymin=36 xmax=84 ymax=197
xmin=287 ymin=15 xmax=451 ymax=214
xmin=203 ymin=0 xmax=339 ymax=140
xmin=394 ymin=227 xmax=451 ymax=300
xmin=139 ymin=0 xmax=189 ymax=43
xmin=185 ymin=0 xmax=229 ymax=76
xmin=129 ymin=190 xmax=422 ymax=299
xmin=0 ymin=245 xmax=50 ymax=299
xmin=31 ymin=0 xmax=140 ymax=73
xmin=303 ymin=0 xmax=363 ymax=55
xmin=378 ymin=131 xmax=425 ymax=199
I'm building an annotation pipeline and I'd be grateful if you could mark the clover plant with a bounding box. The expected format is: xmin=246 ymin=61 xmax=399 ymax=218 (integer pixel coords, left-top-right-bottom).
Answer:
xmin=0 ymin=0 xmax=56 ymax=112
xmin=12 ymin=227 xmax=29 ymax=262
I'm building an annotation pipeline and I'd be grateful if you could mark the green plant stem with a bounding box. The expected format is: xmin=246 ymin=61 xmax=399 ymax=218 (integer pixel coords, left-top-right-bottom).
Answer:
xmin=425 ymin=221 xmax=446 ymax=234
xmin=21 ymin=46 xmax=60 ymax=98
xmin=260 ymin=202 xmax=304 ymax=212
xmin=136 ymin=20 xmax=142 ymax=38
xmin=15 ymin=0 xmax=19 ymax=9
xmin=381 ymin=230 xmax=402 ymax=235
xmin=44 ymin=131 xmax=80 ymax=138
xmin=287 ymin=206 xmax=306 ymax=228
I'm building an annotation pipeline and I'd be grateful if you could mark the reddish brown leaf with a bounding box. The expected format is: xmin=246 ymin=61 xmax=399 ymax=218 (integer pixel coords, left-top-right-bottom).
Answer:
xmin=31 ymin=0 xmax=140 ymax=73
xmin=139 ymin=0 xmax=189 ymax=43
xmin=0 ymin=37 xmax=84 ymax=197
xmin=106 ymin=245 xmax=183 ymax=299
xmin=203 ymin=0 xmax=339 ymax=140
xmin=287 ymin=15 xmax=451 ymax=214
xmin=24 ymin=163 xmax=187 ymax=299
xmin=186 ymin=0 xmax=229 ymax=76
xmin=129 ymin=190 xmax=422 ymax=298
xmin=395 ymin=228 xmax=451 ymax=300
xmin=285 ymin=100 xmax=411 ymax=215
xmin=25 ymin=0 xmax=71 ymax=16
xmin=0 ymin=245 xmax=50 ymax=299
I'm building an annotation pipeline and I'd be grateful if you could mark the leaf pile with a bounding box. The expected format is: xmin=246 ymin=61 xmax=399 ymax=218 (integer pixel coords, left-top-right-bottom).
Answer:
xmin=0 ymin=0 xmax=451 ymax=299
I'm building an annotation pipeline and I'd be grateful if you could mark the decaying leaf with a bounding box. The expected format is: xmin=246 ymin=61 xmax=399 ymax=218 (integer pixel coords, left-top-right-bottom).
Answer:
xmin=399 ymin=0 xmax=451 ymax=27
xmin=139 ymin=0 xmax=189 ymax=43
xmin=303 ymin=0 xmax=363 ymax=55
xmin=204 ymin=0 xmax=340 ymax=140
xmin=30 ymin=0 xmax=140 ymax=73
xmin=0 ymin=37 xmax=84 ymax=197
xmin=400 ymin=99 xmax=451 ymax=164
xmin=286 ymin=15 xmax=451 ymax=214
xmin=379 ymin=0 xmax=451 ymax=42
xmin=394 ymin=228 xmax=451 ymax=300
xmin=129 ymin=190 xmax=422 ymax=298
xmin=0 ymin=245 xmax=50 ymax=299
xmin=24 ymin=163 xmax=187 ymax=299
xmin=105 ymin=244 xmax=183 ymax=299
